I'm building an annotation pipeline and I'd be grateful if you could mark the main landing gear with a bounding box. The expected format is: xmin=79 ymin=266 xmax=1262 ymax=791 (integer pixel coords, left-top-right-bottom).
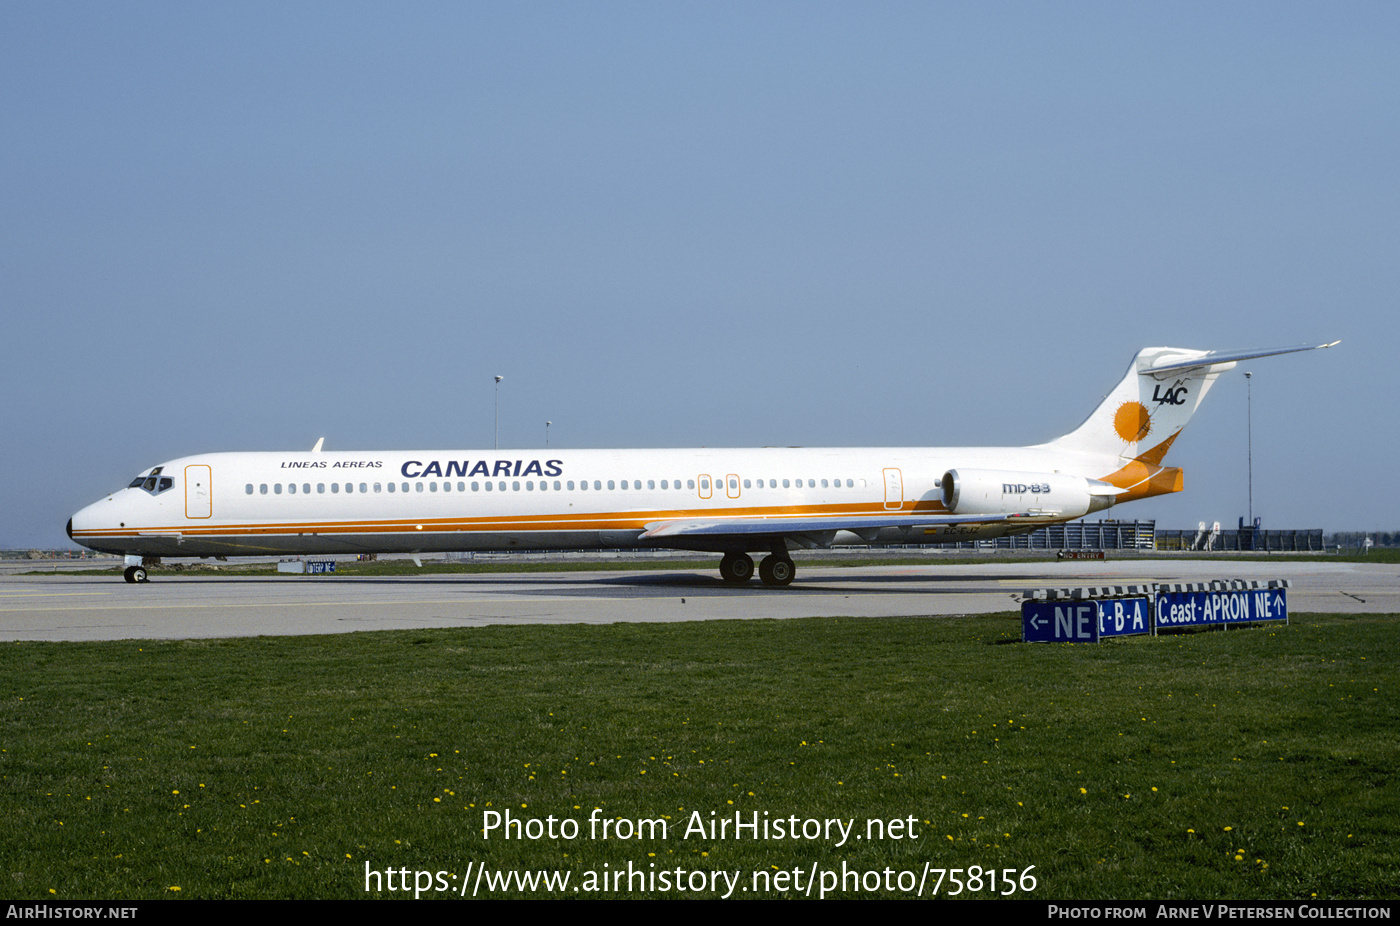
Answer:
xmin=123 ymin=566 xmax=148 ymax=584
xmin=719 ymin=552 xmax=754 ymax=584
xmin=757 ymin=555 xmax=796 ymax=587
xmin=718 ymin=552 xmax=796 ymax=587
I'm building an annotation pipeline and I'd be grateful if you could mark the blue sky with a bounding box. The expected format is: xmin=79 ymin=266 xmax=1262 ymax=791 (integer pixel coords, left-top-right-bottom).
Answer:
xmin=3 ymin=2 xmax=1395 ymax=548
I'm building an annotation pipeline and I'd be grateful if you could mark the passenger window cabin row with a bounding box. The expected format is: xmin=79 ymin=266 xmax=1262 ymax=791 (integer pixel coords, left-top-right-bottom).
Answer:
xmin=243 ymin=477 xmax=862 ymax=496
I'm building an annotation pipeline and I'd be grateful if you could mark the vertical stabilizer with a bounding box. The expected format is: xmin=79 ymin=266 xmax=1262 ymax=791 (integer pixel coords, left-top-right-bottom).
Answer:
xmin=1038 ymin=342 xmax=1337 ymax=501
xmin=1041 ymin=347 xmax=1223 ymax=466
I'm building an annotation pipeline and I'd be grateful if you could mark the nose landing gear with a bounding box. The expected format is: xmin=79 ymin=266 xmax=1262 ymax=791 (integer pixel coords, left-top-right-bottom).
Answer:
xmin=122 ymin=555 xmax=158 ymax=583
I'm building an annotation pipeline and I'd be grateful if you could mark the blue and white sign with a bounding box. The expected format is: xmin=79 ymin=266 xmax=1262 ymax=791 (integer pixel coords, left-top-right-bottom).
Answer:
xmin=1155 ymin=588 xmax=1287 ymax=628
xmin=1022 ymin=597 xmax=1151 ymax=643
xmin=307 ymin=560 xmax=337 ymax=574
xmin=1098 ymin=597 xmax=1151 ymax=637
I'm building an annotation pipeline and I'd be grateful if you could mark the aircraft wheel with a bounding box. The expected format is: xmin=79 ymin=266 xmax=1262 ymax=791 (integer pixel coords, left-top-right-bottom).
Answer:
xmin=758 ymin=555 xmax=796 ymax=587
xmin=124 ymin=566 xmax=148 ymax=584
xmin=719 ymin=552 xmax=754 ymax=584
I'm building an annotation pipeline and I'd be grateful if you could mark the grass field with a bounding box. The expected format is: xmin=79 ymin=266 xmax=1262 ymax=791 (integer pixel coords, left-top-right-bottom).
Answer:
xmin=1 ymin=612 xmax=1395 ymax=899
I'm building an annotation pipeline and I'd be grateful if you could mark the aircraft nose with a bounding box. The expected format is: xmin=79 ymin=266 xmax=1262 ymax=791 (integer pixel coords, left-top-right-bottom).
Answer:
xmin=67 ymin=501 xmax=112 ymax=553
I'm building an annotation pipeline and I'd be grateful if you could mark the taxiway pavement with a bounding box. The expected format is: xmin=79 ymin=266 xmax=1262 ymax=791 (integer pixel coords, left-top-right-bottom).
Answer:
xmin=0 ymin=558 xmax=1394 ymax=641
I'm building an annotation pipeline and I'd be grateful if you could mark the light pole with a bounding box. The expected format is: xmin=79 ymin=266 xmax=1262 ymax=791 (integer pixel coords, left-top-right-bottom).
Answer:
xmin=1245 ymin=371 xmax=1253 ymax=529
xmin=494 ymin=375 xmax=503 ymax=450
xmin=545 ymin=421 xmax=552 ymax=449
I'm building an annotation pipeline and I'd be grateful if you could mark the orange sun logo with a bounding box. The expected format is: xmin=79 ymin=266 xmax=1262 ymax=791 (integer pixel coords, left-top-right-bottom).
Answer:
xmin=1113 ymin=401 xmax=1152 ymax=443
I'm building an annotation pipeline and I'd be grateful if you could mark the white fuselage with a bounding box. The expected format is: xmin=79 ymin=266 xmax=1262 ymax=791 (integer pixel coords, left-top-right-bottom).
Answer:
xmin=68 ymin=444 xmax=1095 ymax=559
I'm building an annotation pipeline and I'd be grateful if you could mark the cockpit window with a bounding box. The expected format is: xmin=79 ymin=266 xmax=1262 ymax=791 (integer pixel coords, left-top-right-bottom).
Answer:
xmin=129 ymin=468 xmax=174 ymax=496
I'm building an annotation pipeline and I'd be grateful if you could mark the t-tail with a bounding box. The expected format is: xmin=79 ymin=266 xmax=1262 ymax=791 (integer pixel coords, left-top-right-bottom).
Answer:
xmin=1038 ymin=342 xmax=1339 ymax=504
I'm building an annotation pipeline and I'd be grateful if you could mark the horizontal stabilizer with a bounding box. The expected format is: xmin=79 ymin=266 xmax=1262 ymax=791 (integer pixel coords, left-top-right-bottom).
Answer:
xmin=1145 ymin=341 xmax=1339 ymax=375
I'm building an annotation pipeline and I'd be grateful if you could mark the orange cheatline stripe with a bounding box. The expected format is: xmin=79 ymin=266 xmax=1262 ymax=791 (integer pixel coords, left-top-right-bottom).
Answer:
xmin=71 ymin=498 xmax=953 ymax=539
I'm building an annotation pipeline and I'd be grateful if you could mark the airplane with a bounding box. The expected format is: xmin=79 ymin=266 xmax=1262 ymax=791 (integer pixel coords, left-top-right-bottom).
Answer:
xmin=68 ymin=342 xmax=1338 ymax=585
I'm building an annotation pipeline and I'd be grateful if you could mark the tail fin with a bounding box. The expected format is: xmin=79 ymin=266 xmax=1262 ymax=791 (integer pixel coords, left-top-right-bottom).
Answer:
xmin=1040 ymin=342 xmax=1338 ymax=501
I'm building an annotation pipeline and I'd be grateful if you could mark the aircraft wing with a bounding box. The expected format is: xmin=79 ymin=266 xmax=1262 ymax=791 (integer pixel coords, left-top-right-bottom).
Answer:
xmin=640 ymin=511 xmax=1052 ymax=547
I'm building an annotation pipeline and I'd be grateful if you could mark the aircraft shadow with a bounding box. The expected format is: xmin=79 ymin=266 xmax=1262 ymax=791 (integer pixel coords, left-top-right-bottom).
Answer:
xmin=115 ymin=569 xmax=1054 ymax=597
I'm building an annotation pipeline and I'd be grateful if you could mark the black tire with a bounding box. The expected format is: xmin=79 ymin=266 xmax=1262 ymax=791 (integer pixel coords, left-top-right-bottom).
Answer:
xmin=719 ymin=553 xmax=755 ymax=584
xmin=758 ymin=555 xmax=796 ymax=587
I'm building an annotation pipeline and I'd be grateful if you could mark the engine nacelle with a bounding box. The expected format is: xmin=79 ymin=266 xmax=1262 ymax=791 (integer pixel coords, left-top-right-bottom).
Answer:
xmin=940 ymin=468 xmax=1121 ymax=518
